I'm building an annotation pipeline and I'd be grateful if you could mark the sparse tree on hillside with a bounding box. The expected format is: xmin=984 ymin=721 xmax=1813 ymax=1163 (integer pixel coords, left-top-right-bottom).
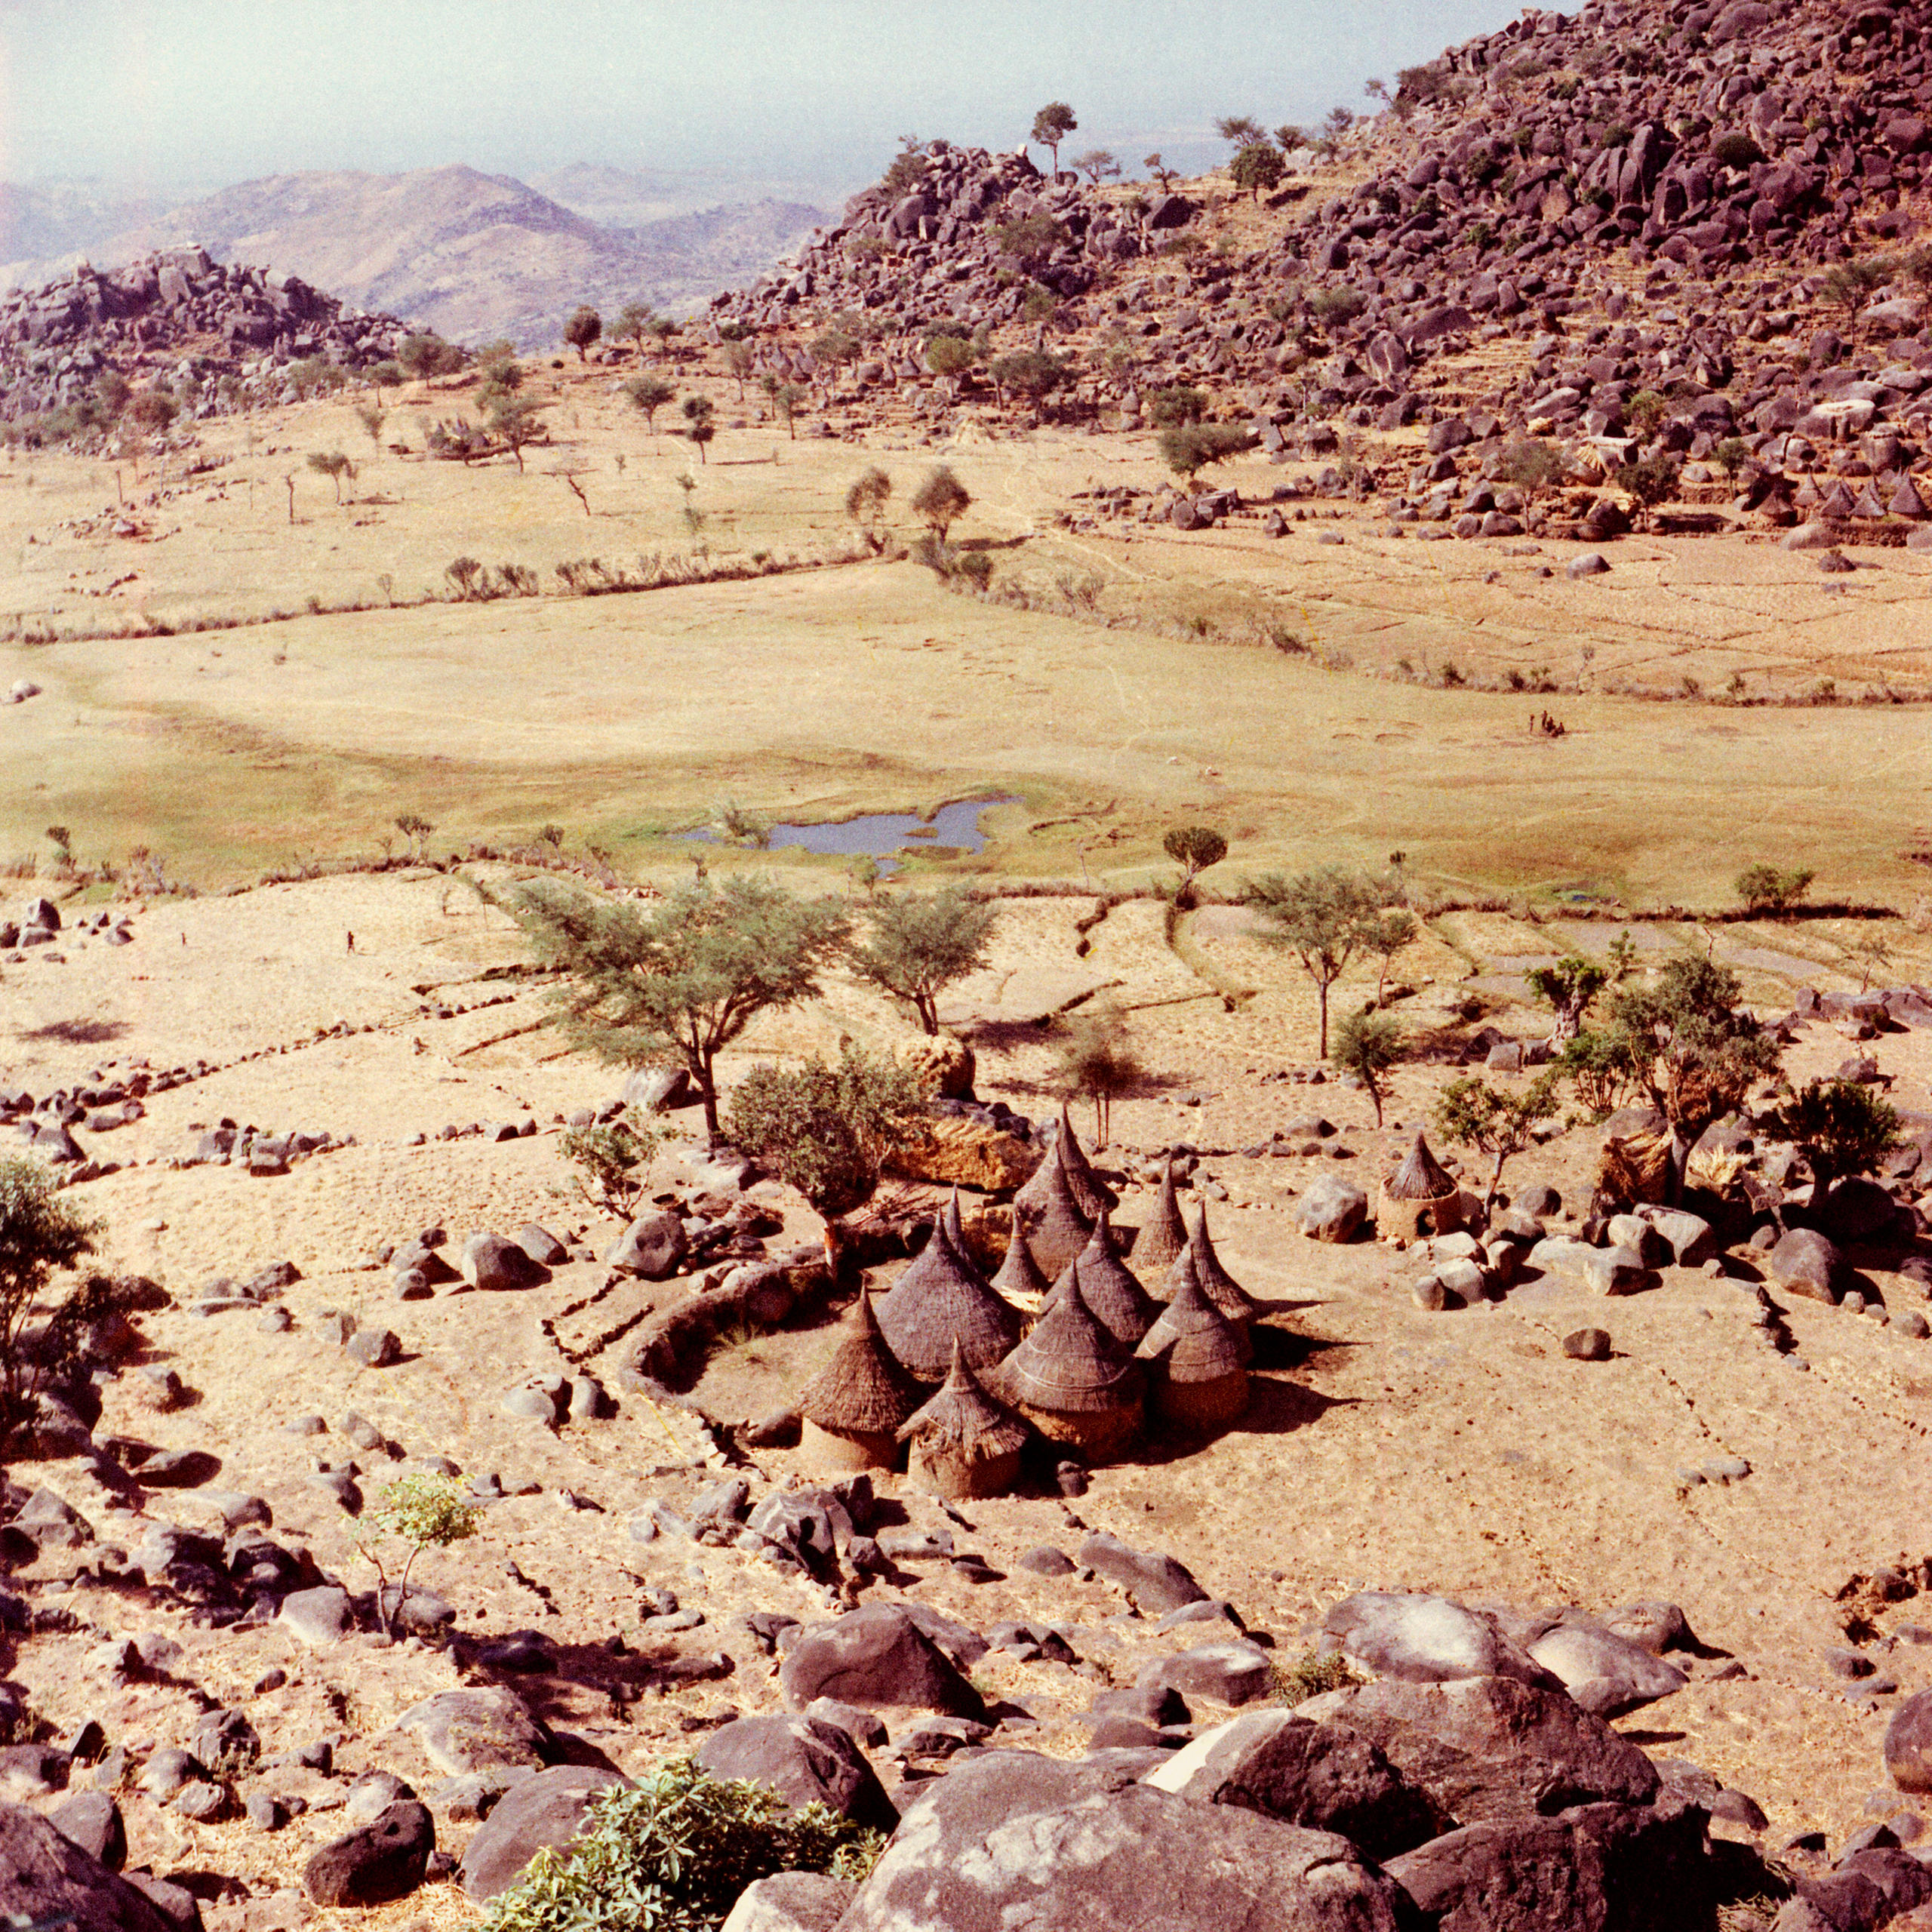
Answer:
xmin=1163 ymin=826 xmax=1227 ymax=909
xmin=845 ymin=466 xmax=893 ymax=549
xmin=355 ymin=404 xmax=386 ymax=453
xmin=848 ymin=885 xmax=998 ymax=1035
xmin=1231 ymin=142 xmax=1285 ymax=201
xmin=1525 ymin=952 xmax=1608 ymax=1043
xmin=808 ymin=326 xmax=860 ymax=396
xmin=924 ymin=334 xmax=976 ymax=380
xmin=564 ymin=305 xmax=602 ymax=362
xmin=1054 ymin=1001 xmax=1140 ymax=1147
xmin=1496 ymin=435 xmax=1567 ymax=502
xmin=1434 ymin=1072 xmax=1561 ymax=1208
xmin=624 ymin=372 xmax=676 ymax=435
xmin=1333 ymin=1007 xmax=1404 ymax=1128
xmin=1030 ymin=101 xmax=1078 ymax=177
xmin=1158 ymin=422 xmax=1257 ymax=482
xmin=398 ymin=331 xmax=466 ymax=378
xmin=91 ymin=371 xmax=130 ymax=421
xmin=912 ymin=466 xmax=971 ymax=541
xmin=1321 ymin=105 xmax=1358 ymax=145
xmin=552 ymin=460 xmax=592 ymax=516
xmin=1734 ymin=863 xmax=1814 ymax=917
xmin=488 ymin=395 xmax=548 ymax=472
xmin=127 ymin=389 xmax=177 ymax=433
xmin=1214 ymin=115 xmax=1265 ymax=148
xmin=1821 ymin=257 xmax=1892 ymax=340
xmin=1145 ymin=152 xmax=1176 ymax=192
xmin=395 ymin=812 xmax=435 ymax=858
xmin=681 ymin=393 xmax=716 ymax=463
xmin=988 ymin=349 xmax=1072 ymax=420
xmin=306 ymin=449 xmax=354 ymax=503
xmin=1361 ymin=905 xmax=1418 ymax=1004
xmin=762 ymin=376 xmax=804 ymax=439
xmin=724 ymin=340 xmax=754 ymax=401
xmin=1764 ymin=1078 xmax=1902 ymax=1195
xmin=647 ymin=315 xmax=681 ymax=359
xmin=616 ymin=302 xmax=654 ymax=360
xmin=1244 ymin=865 xmax=1400 ymax=1056
xmin=1072 ymin=148 xmax=1121 ymax=186
xmin=1364 ymin=77 xmax=1392 ymax=104
xmin=1274 ymin=125 xmax=1306 ymax=153
xmin=494 ymin=873 xmax=851 ymax=1143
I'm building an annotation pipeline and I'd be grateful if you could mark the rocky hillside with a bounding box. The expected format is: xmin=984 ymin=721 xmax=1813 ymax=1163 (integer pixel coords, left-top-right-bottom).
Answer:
xmin=0 ymin=247 xmax=412 ymax=427
xmin=9 ymin=165 xmax=826 ymax=350
xmin=704 ymin=0 xmax=1932 ymax=549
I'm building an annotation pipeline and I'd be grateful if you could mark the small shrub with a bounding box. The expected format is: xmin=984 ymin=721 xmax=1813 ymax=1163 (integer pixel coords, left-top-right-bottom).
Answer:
xmin=1734 ymin=864 xmax=1814 ymax=916
xmin=560 ymin=1121 xmax=658 ymax=1217
xmin=1274 ymin=1649 xmax=1360 ymax=1703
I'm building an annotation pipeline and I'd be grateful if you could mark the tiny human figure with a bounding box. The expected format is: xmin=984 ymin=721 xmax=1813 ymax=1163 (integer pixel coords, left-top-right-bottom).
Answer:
xmin=346 ymin=931 xmax=355 ymax=952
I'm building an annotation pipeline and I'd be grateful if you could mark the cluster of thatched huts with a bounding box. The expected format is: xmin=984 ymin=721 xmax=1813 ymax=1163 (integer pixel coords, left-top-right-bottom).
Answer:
xmin=797 ymin=1109 xmax=1263 ymax=1498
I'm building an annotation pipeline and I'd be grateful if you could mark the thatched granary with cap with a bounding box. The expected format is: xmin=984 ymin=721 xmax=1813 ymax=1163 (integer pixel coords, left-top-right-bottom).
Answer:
xmin=874 ymin=1223 xmax=1023 ymax=1384
xmin=1379 ymin=1130 xmax=1463 ymax=1239
xmin=990 ymin=1222 xmax=1051 ymax=1306
xmin=1137 ymin=1263 xmax=1251 ymax=1431
xmin=1135 ymin=1155 xmax=1189 ymax=1278
xmin=993 ymin=1272 xmax=1143 ymax=1461
xmin=1164 ymin=1204 xmax=1260 ymax=1326
xmin=898 ymin=1340 xmax=1030 ymax=1500
xmin=1014 ymin=1104 xmax=1116 ymax=1226
xmin=798 ymin=1294 xmax=924 ymax=1472
xmin=1015 ymin=1145 xmax=1094 ymax=1278
xmin=1050 ymin=1214 xmax=1158 ymax=1349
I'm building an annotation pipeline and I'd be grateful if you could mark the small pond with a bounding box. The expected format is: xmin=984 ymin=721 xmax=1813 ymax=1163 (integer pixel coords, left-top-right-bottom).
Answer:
xmin=687 ymin=795 xmax=1019 ymax=871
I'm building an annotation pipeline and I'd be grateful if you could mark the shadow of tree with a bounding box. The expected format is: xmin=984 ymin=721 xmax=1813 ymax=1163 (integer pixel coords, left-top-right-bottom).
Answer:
xmin=17 ymin=1018 xmax=130 ymax=1044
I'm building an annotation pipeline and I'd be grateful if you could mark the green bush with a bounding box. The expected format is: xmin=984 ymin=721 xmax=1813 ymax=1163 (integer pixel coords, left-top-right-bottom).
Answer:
xmin=1274 ymin=1649 xmax=1361 ymax=1703
xmin=1734 ymin=864 xmax=1814 ymax=916
xmin=1148 ymin=385 xmax=1208 ymax=427
xmin=481 ymin=1758 xmax=882 ymax=1932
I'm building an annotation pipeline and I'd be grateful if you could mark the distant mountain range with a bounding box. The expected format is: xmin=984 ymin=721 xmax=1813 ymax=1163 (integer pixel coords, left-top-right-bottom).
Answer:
xmin=0 ymin=163 xmax=832 ymax=348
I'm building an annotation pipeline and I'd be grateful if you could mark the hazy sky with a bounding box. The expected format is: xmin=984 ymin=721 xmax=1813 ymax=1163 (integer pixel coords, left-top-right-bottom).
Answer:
xmin=1 ymin=2 xmax=1552 ymax=201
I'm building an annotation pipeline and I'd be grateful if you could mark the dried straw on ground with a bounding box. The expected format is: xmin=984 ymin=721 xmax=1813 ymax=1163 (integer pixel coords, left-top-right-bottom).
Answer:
xmin=994 ymin=1272 xmax=1143 ymax=1461
xmin=1137 ymin=1262 xmax=1251 ymax=1430
xmin=875 ymin=1225 xmax=1023 ymax=1383
xmin=798 ymin=1293 xmax=923 ymax=1471
xmin=898 ymin=1340 xmax=1030 ymax=1499
xmin=1379 ymin=1129 xmax=1463 ymax=1239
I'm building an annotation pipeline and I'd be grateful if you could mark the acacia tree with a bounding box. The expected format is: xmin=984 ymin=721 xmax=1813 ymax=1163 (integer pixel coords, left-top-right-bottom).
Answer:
xmin=1361 ymin=906 xmax=1418 ymax=1004
xmin=912 ymin=466 xmax=972 ymax=540
xmin=1245 ymin=866 xmax=1397 ymax=1055
xmin=306 ymin=450 xmax=354 ymax=503
xmin=1031 ymin=101 xmax=1078 ymax=177
xmin=848 ymin=885 xmax=998 ymax=1034
xmin=1231 ymin=143 xmax=1285 ymax=202
xmin=489 ymin=395 xmax=548 ymax=472
xmin=1054 ymin=1002 xmax=1140 ymax=1146
xmin=681 ymin=394 xmax=717 ymax=463
xmin=1735 ymin=864 xmax=1814 ymax=917
xmin=1602 ymin=956 xmax=1782 ymax=1202
xmin=497 ymin=875 xmax=851 ymax=1142
xmin=1072 ymin=148 xmax=1121 ymax=186
xmin=564 ymin=305 xmax=602 ymax=361
xmin=1144 ymin=152 xmax=1176 ymax=192
xmin=1163 ymin=826 xmax=1227 ymax=908
xmin=1764 ymin=1079 xmax=1901 ymax=1195
xmin=845 ymin=466 xmax=893 ymax=549
xmin=1333 ymin=1007 xmax=1404 ymax=1128
xmin=625 ymin=372 xmax=676 ymax=435
xmin=1434 ymin=1072 xmax=1561 ymax=1208
xmin=616 ymin=302 xmax=654 ymax=360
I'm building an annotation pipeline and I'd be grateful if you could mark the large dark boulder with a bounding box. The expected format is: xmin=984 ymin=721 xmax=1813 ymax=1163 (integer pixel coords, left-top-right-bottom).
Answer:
xmin=1146 ymin=1708 xmax=1439 ymax=1860
xmin=1884 ymin=1687 xmax=1932 ymax=1793
xmin=0 ymin=1801 xmax=171 ymax=1931
xmin=1077 ymin=1533 xmax=1209 ymax=1614
xmin=836 ymin=1751 xmax=1409 ymax=1931
xmin=779 ymin=1605 xmax=986 ymax=1718
xmin=1297 ymin=1675 xmax=1660 ymax=1823
xmin=1320 ymin=1592 xmax=1563 ymax=1690
xmin=697 ymin=1715 xmax=897 ymax=1834
xmin=1383 ymin=1796 xmax=1710 ymax=1932
xmin=303 ymin=1800 xmax=435 ymax=1907
xmin=461 ymin=1765 xmax=630 ymax=1902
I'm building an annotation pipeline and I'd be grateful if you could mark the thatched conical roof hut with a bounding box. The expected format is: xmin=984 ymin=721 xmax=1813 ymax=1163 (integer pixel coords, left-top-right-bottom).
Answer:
xmin=943 ymin=1187 xmax=968 ymax=1255
xmin=1172 ymin=1203 xmax=1260 ymax=1324
xmin=875 ymin=1225 xmax=1023 ymax=1384
xmin=1137 ymin=1263 xmax=1251 ymax=1430
xmin=798 ymin=1294 xmax=923 ymax=1471
xmin=898 ymin=1340 xmax=1029 ymax=1499
xmin=990 ymin=1222 xmax=1051 ymax=1305
xmin=1134 ymin=1155 xmax=1189 ymax=1279
xmin=1379 ymin=1129 xmax=1463 ymax=1239
xmin=1014 ymin=1105 xmax=1116 ymax=1226
xmin=1017 ymin=1143 xmax=1094 ymax=1278
xmin=1068 ymin=1214 xmax=1158 ymax=1347
xmin=993 ymin=1272 xmax=1143 ymax=1461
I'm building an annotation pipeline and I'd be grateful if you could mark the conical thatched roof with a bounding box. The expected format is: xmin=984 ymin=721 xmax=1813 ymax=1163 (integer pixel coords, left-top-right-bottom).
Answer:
xmin=995 ymin=1272 xmax=1143 ymax=1415
xmin=1135 ymin=1155 xmax=1189 ymax=1277
xmin=991 ymin=1223 xmax=1051 ymax=1303
xmin=1070 ymin=1214 xmax=1158 ymax=1347
xmin=1172 ymin=1204 xmax=1261 ymax=1324
xmin=1054 ymin=1103 xmax=1117 ymax=1219
xmin=800 ymin=1294 xmax=924 ymax=1435
xmin=875 ymin=1226 xmax=1023 ymax=1383
xmin=943 ymin=1187 xmax=968 ymax=1254
xmin=898 ymin=1340 xmax=1029 ymax=1455
xmin=1384 ymin=1131 xmax=1457 ymax=1202
xmin=1137 ymin=1259 xmax=1251 ymax=1380
xmin=890 ymin=1211 xmax=965 ymax=1303
xmin=1019 ymin=1147 xmax=1094 ymax=1278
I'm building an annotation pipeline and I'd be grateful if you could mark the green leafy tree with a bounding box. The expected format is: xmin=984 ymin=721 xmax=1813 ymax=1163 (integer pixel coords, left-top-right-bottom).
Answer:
xmin=728 ymin=1045 xmax=928 ymax=1252
xmin=1559 ymin=1026 xmax=1644 ymax=1117
xmin=924 ymin=334 xmax=976 ymax=379
xmin=1433 ymin=1072 xmax=1561 ymax=1209
xmin=988 ymin=349 xmax=1071 ymax=419
xmin=1149 ymin=385 xmax=1208 ymax=427
xmin=912 ymin=466 xmax=972 ymax=540
xmin=1525 ymin=953 xmax=1608 ymax=1042
xmin=845 ymin=466 xmax=893 ymax=548
xmin=488 ymin=395 xmax=548 ymax=472
xmin=723 ymin=340 xmax=754 ymax=401
xmin=398 ymin=331 xmax=466 ymax=378
xmin=355 ymin=403 xmax=387 ymax=451
xmin=1621 ymin=451 xmax=1681 ymax=526
xmin=305 ymin=450 xmax=354 ymax=503
xmin=1031 ymin=101 xmax=1078 ymax=176
xmin=1231 ymin=142 xmax=1285 ymax=201
xmin=681 ymin=394 xmax=716 ymax=463
xmin=1603 ymin=957 xmax=1782 ymax=1201
xmin=848 ymin=886 xmax=998 ymax=1035
xmin=1274 ymin=124 xmax=1306 ymax=152
xmin=625 ymin=372 xmax=676 ymax=435
xmin=1245 ymin=866 xmax=1397 ymax=1055
xmin=616 ymin=302 xmax=654 ymax=359
xmin=1072 ymin=148 xmax=1121 ymax=186
xmin=1734 ymin=864 xmax=1814 ymax=917
xmin=475 ymin=340 xmax=522 ymax=400
xmin=992 ymin=213 xmax=1069 ymax=265
xmin=564 ymin=305 xmax=602 ymax=362
xmin=1821 ymin=257 xmax=1892 ymax=340
xmin=1764 ymin=1078 xmax=1902 ymax=1194
xmin=356 ymin=1475 xmax=481 ymax=1638
xmin=1054 ymin=1002 xmax=1140 ymax=1146
xmin=127 ymin=389 xmax=177 ymax=432
xmin=558 ymin=1120 xmax=658 ymax=1220
xmin=1333 ymin=1007 xmax=1404 ymax=1128
xmin=1214 ymin=115 xmax=1266 ymax=147
xmin=1158 ymin=422 xmax=1257 ymax=481
xmin=763 ymin=376 xmax=805 ymax=438
xmin=808 ymin=327 xmax=860 ymax=392
xmin=91 ymin=370 xmax=131 ymax=420
xmin=478 ymin=1759 xmax=881 ymax=1932
xmin=497 ymin=875 xmax=850 ymax=1142
xmin=1162 ymin=826 xmax=1227 ymax=908
xmin=0 ymin=1160 xmax=99 ymax=1460
xmin=1496 ymin=436 xmax=1567 ymax=500
xmin=1360 ymin=906 xmax=1417 ymax=1003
